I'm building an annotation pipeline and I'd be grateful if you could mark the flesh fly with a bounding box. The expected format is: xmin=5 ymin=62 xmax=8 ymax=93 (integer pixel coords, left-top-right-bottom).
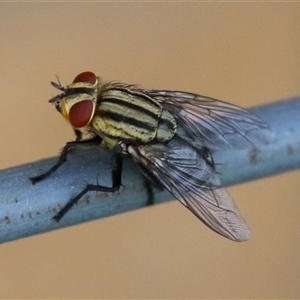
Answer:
xmin=30 ymin=71 xmax=272 ymax=242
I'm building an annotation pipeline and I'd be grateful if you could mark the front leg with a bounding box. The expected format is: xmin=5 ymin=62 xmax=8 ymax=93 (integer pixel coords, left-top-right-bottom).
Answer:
xmin=29 ymin=135 xmax=102 ymax=184
xmin=74 ymin=128 xmax=83 ymax=141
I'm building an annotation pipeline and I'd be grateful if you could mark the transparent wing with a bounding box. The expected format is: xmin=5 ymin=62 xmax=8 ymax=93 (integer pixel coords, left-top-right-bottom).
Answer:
xmin=144 ymin=89 xmax=273 ymax=150
xmin=128 ymin=137 xmax=250 ymax=242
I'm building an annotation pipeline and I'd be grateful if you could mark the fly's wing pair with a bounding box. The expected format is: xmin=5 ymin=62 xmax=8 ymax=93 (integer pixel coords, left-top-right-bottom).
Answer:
xmin=145 ymin=90 xmax=273 ymax=150
xmin=127 ymin=90 xmax=273 ymax=241
xmin=128 ymin=137 xmax=250 ymax=242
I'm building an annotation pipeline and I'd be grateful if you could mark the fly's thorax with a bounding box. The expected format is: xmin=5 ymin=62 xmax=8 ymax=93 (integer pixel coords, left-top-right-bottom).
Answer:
xmin=91 ymin=86 xmax=176 ymax=147
xmin=50 ymin=72 xmax=177 ymax=151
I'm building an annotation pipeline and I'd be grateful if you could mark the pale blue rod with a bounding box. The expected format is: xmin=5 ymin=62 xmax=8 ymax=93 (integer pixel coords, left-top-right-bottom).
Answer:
xmin=0 ymin=96 xmax=299 ymax=244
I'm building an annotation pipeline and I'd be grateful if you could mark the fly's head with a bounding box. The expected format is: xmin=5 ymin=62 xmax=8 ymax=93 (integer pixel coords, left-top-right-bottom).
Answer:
xmin=49 ymin=71 xmax=98 ymax=129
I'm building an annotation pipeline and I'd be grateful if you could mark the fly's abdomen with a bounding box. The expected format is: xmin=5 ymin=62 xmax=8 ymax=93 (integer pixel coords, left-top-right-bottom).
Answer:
xmin=156 ymin=110 xmax=177 ymax=142
xmin=91 ymin=88 xmax=177 ymax=148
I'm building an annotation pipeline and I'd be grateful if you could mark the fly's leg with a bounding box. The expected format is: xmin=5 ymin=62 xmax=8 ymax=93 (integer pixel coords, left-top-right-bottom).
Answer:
xmin=29 ymin=135 xmax=102 ymax=184
xmin=201 ymin=147 xmax=215 ymax=170
xmin=143 ymin=178 xmax=154 ymax=206
xmin=135 ymin=162 xmax=164 ymax=206
xmin=53 ymin=154 xmax=123 ymax=222
xmin=201 ymin=146 xmax=223 ymax=176
xmin=74 ymin=129 xmax=83 ymax=141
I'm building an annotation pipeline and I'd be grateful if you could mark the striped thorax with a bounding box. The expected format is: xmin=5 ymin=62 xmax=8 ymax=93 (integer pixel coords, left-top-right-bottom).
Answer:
xmin=49 ymin=71 xmax=177 ymax=151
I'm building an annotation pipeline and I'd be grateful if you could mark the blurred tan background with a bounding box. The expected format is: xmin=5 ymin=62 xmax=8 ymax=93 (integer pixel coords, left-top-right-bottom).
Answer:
xmin=1 ymin=3 xmax=300 ymax=298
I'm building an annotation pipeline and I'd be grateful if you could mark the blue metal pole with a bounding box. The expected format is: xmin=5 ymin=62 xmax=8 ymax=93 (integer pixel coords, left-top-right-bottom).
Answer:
xmin=0 ymin=96 xmax=299 ymax=244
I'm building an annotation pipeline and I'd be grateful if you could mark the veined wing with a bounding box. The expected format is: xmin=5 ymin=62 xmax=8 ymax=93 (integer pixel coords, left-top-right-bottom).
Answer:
xmin=144 ymin=89 xmax=273 ymax=150
xmin=127 ymin=137 xmax=250 ymax=242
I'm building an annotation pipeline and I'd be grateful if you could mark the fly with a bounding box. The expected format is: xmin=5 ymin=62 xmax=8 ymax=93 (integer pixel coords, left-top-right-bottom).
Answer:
xmin=30 ymin=71 xmax=273 ymax=242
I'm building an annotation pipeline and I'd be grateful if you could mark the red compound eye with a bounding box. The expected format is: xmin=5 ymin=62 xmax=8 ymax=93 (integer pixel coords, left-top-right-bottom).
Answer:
xmin=69 ymin=100 xmax=94 ymax=128
xmin=73 ymin=71 xmax=96 ymax=84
